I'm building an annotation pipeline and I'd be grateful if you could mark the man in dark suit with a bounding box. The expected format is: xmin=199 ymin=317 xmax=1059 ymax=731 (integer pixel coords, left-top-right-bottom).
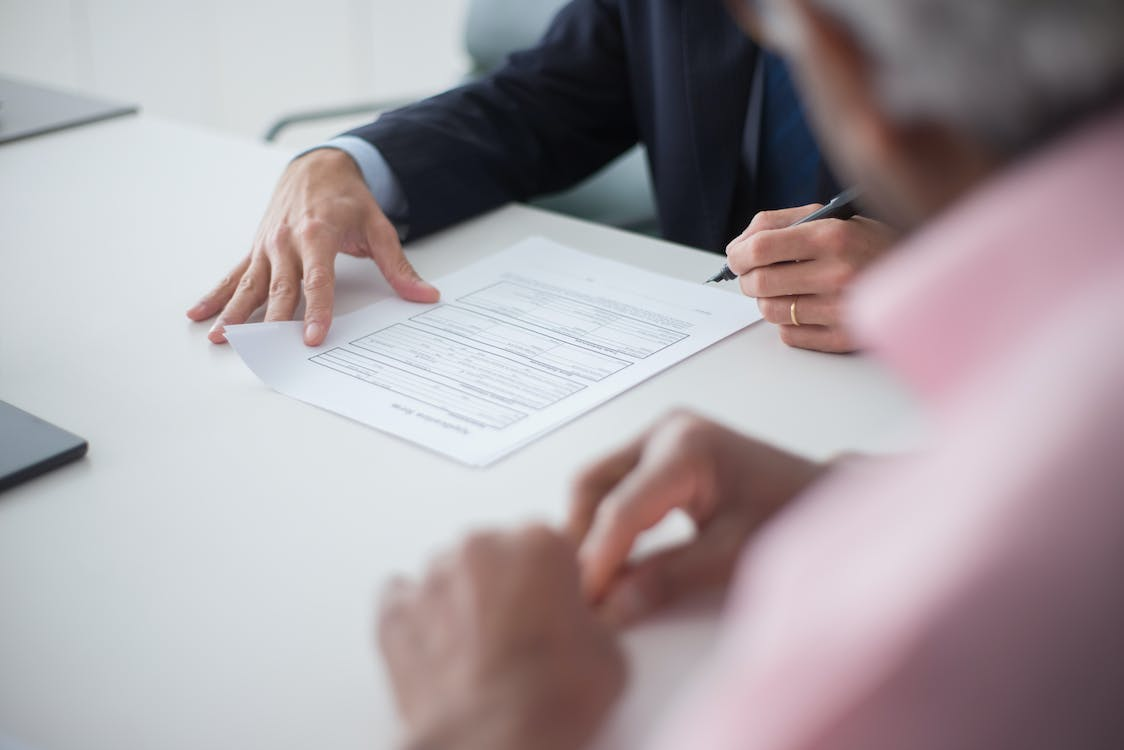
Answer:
xmin=188 ymin=0 xmax=893 ymax=353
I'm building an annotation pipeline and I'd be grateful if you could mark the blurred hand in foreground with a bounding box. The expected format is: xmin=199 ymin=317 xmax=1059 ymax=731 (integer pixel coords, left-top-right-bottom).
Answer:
xmin=379 ymin=526 xmax=626 ymax=750
xmin=570 ymin=411 xmax=827 ymax=625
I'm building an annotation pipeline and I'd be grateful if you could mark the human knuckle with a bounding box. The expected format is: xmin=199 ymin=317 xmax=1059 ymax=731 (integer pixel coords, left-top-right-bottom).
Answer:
xmin=682 ymin=417 xmax=717 ymax=447
xmin=747 ymin=267 xmax=770 ymax=296
xmin=303 ymin=265 xmax=334 ymax=292
xmin=827 ymin=262 xmax=856 ymax=290
xmin=378 ymin=580 xmax=411 ymax=619
xmin=758 ymin=297 xmax=781 ymax=322
xmin=676 ymin=412 xmax=708 ymax=437
xmin=753 ymin=209 xmax=782 ymax=230
xmin=269 ymin=277 xmax=295 ymax=298
xmin=421 ymin=554 xmax=454 ymax=589
xmin=521 ymin=524 xmax=565 ymax=556
xmin=393 ymin=253 xmax=418 ymax=277
xmin=377 ymin=596 xmax=402 ymax=627
xmin=820 ymin=221 xmax=850 ymax=252
xmin=520 ymin=522 xmax=554 ymax=543
xmin=723 ymin=248 xmax=744 ymax=276
xmin=237 ymin=273 xmax=258 ymax=291
xmin=744 ymin=234 xmax=773 ymax=267
xmin=294 ymin=216 xmax=333 ymax=242
xmin=267 ymin=223 xmax=293 ymax=248
xmin=661 ymin=408 xmax=699 ymax=432
xmin=461 ymin=531 xmax=497 ymax=562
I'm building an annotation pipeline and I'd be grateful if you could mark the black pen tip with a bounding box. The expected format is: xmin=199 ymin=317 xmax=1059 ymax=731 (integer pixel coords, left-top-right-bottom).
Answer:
xmin=705 ymin=266 xmax=735 ymax=284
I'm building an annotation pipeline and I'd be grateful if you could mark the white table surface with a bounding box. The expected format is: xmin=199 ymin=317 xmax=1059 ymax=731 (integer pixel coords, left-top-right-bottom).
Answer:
xmin=0 ymin=116 xmax=925 ymax=750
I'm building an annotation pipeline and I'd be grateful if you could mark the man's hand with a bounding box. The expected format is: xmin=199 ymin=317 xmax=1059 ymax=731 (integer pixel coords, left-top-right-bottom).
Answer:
xmin=569 ymin=412 xmax=826 ymax=626
xmin=379 ymin=526 xmax=626 ymax=750
xmin=186 ymin=149 xmax=439 ymax=346
xmin=726 ymin=206 xmax=896 ymax=353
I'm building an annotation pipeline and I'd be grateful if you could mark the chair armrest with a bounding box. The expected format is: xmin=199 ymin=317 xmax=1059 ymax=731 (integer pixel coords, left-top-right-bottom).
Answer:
xmin=262 ymin=95 xmax=422 ymax=142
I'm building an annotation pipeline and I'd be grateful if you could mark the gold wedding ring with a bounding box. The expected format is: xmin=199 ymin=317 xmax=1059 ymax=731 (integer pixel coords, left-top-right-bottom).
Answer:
xmin=790 ymin=297 xmax=802 ymax=327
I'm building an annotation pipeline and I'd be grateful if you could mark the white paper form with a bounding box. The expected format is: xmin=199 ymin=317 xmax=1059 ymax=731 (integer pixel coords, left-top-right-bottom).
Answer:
xmin=225 ymin=237 xmax=761 ymax=466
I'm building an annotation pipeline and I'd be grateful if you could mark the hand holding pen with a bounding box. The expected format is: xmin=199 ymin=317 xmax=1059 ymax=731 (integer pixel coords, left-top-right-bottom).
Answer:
xmin=707 ymin=187 xmax=897 ymax=354
xmin=706 ymin=187 xmax=864 ymax=283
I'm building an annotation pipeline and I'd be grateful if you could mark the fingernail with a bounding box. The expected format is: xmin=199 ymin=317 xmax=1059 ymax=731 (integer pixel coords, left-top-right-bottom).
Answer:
xmin=208 ymin=323 xmax=228 ymax=344
xmin=305 ymin=322 xmax=324 ymax=344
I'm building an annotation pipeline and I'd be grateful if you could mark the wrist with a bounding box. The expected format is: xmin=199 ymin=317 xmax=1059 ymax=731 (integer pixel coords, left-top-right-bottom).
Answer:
xmin=281 ymin=147 xmax=387 ymax=221
xmin=290 ymin=146 xmax=363 ymax=180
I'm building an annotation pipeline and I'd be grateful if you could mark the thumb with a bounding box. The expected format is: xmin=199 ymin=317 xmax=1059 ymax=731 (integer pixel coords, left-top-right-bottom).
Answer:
xmin=577 ymin=452 xmax=701 ymax=603
xmin=366 ymin=217 xmax=440 ymax=303
xmin=598 ymin=530 xmax=744 ymax=627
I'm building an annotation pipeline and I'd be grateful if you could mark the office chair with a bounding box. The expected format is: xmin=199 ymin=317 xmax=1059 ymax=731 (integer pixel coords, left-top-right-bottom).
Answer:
xmin=264 ymin=0 xmax=658 ymax=235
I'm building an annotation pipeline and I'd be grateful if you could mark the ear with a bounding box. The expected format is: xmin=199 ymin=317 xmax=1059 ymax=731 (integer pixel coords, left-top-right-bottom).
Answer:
xmin=723 ymin=0 xmax=769 ymax=45
xmin=788 ymin=1 xmax=952 ymax=225
xmin=789 ymin=3 xmax=898 ymax=176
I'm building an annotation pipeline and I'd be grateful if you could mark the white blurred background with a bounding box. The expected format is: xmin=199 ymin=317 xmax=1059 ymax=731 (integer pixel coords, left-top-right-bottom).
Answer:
xmin=0 ymin=0 xmax=470 ymax=149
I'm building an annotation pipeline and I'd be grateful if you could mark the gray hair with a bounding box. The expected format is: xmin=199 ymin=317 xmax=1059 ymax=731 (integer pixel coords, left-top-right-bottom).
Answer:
xmin=766 ymin=0 xmax=1124 ymax=155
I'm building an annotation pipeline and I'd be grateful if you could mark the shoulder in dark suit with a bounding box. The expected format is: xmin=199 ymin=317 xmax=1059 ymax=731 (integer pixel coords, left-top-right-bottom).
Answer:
xmin=348 ymin=0 xmax=832 ymax=251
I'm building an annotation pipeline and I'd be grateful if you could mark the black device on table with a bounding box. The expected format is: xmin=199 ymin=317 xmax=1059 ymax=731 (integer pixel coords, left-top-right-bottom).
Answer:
xmin=0 ymin=400 xmax=88 ymax=493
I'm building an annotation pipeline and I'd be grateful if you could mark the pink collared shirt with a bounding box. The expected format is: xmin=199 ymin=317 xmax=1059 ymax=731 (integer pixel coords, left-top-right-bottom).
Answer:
xmin=653 ymin=106 xmax=1124 ymax=750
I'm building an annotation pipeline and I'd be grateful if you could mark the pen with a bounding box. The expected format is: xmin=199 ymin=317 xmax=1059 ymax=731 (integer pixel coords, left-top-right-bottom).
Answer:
xmin=705 ymin=186 xmax=864 ymax=283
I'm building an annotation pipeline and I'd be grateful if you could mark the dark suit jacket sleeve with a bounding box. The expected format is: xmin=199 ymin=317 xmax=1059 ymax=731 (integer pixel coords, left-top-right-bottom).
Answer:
xmin=343 ymin=0 xmax=638 ymax=240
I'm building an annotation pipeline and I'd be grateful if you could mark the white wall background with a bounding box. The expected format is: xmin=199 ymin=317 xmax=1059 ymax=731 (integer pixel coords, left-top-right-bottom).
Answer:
xmin=0 ymin=0 xmax=470 ymax=147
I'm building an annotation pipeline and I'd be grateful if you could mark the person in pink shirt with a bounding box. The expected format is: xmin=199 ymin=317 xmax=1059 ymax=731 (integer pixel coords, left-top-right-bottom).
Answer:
xmin=375 ymin=1 xmax=1124 ymax=749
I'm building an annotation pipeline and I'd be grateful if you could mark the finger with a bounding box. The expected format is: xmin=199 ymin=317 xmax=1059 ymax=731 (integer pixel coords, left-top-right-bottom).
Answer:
xmin=288 ymin=219 xmax=343 ymax=346
xmin=728 ymin=203 xmax=823 ymax=246
xmin=187 ymin=254 xmax=251 ymax=322
xmin=519 ymin=524 xmax=584 ymax=595
xmin=458 ymin=530 xmax=505 ymax=574
xmin=738 ymin=256 xmax=856 ymax=299
xmin=567 ymin=439 xmax=645 ymax=545
xmin=378 ymin=575 xmax=416 ymax=617
xmin=578 ymin=453 xmax=701 ymax=602
xmin=517 ymin=522 xmax=577 ymax=559
xmin=366 ymin=216 xmax=440 ymax=304
xmin=377 ymin=575 xmax=418 ymax=655
xmin=300 ymin=259 xmax=336 ymax=346
xmin=376 ymin=575 xmax=428 ymax=722
xmin=598 ymin=527 xmax=745 ymax=627
xmin=727 ymin=216 xmax=852 ymax=275
xmin=208 ymin=259 xmax=271 ymax=343
xmin=757 ymin=293 xmax=844 ymax=328
xmin=778 ymin=323 xmax=859 ymax=354
xmin=262 ymin=236 xmax=302 ymax=323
